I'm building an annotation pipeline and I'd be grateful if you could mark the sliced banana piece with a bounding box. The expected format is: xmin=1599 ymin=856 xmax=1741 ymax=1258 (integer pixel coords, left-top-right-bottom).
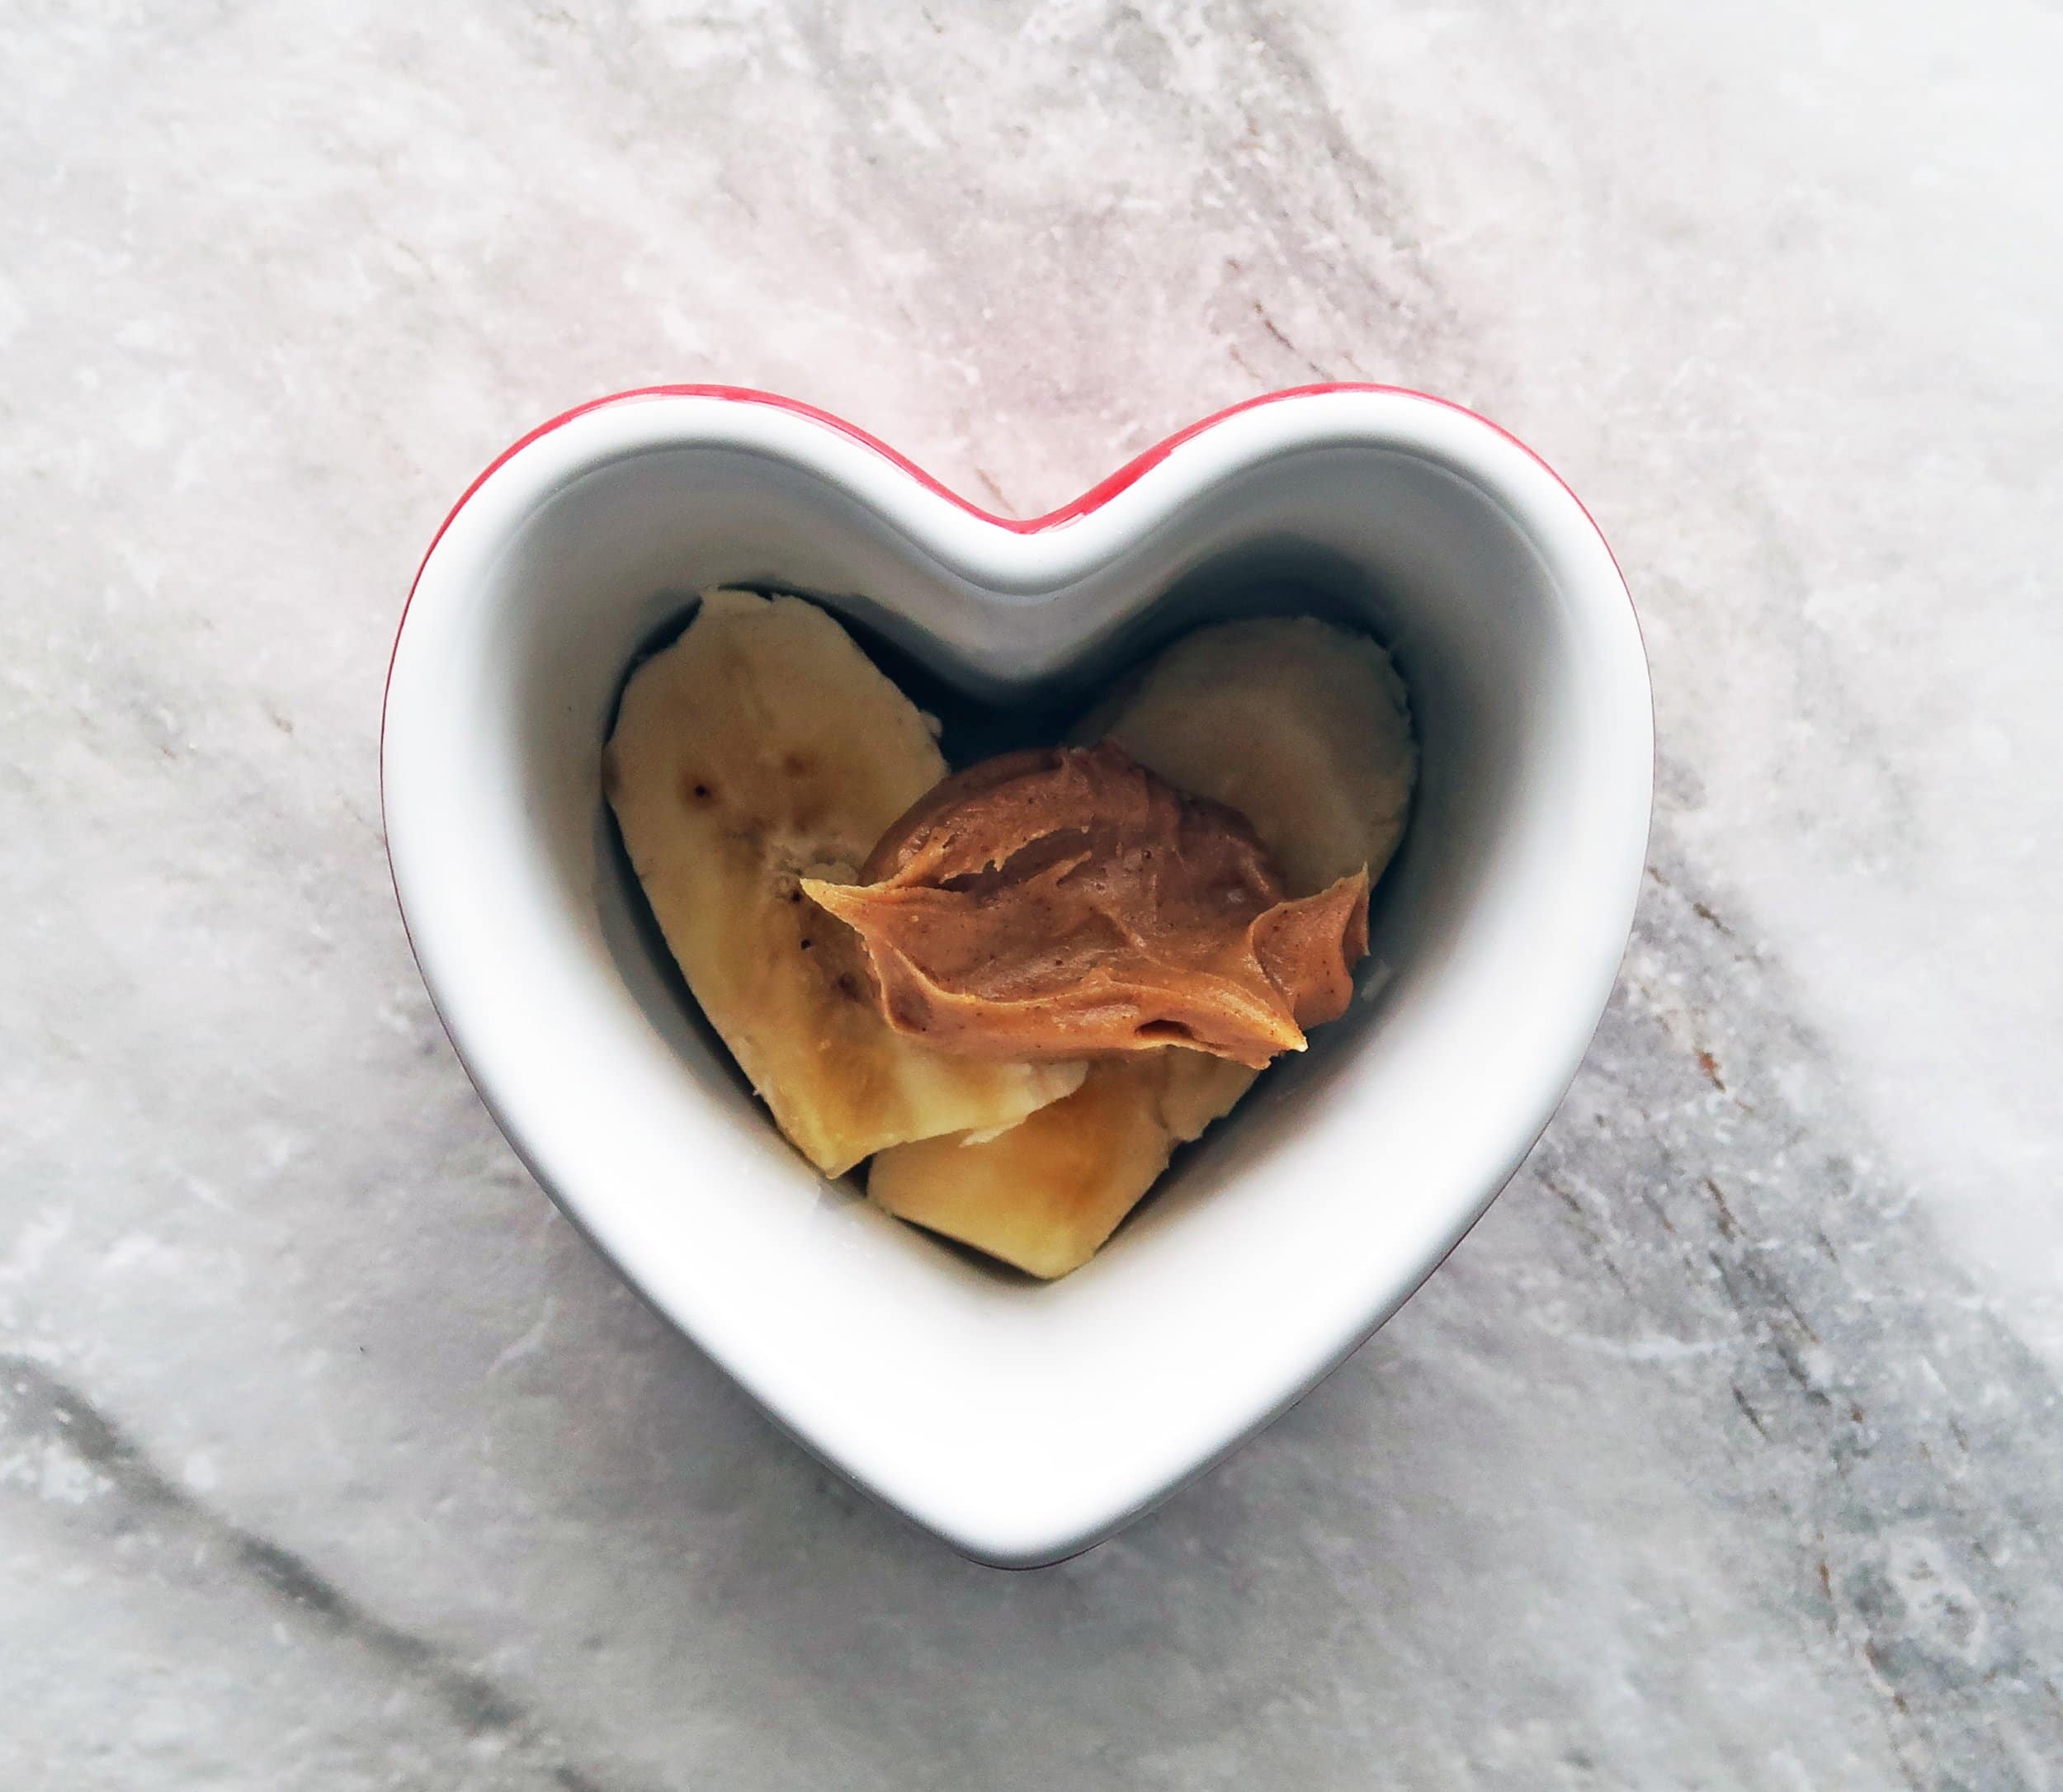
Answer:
xmin=606 ymin=589 xmax=1084 ymax=1177
xmin=866 ymin=616 xmax=1414 ymax=1277
xmin=1099 ymin=615 xmax=1415 ymax=898
xmin=867 ymin=1048 xmax=1253 ymax=1281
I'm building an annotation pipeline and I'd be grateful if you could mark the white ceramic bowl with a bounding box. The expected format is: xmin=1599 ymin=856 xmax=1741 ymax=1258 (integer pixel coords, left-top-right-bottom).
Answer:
xmin=382 ymin=384 xmax=1652 ymax=1566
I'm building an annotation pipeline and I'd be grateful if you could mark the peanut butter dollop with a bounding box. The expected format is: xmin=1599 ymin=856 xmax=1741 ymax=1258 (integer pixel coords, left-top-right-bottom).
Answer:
xmin=800 ymin=743 xmax=1369 ymax=1068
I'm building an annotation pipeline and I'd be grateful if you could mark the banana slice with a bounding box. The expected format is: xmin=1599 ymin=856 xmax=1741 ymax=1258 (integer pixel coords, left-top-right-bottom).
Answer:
xmin=867 ymin=616 xmax=1414 ymax=1276
xmin=866 ymin=1048 xmax=1254 ymax=1281
xmin=1099 ymin=615 xmax=1416 ymax=897
xmin=605 ymin=589 xmax=1084 ymax=1176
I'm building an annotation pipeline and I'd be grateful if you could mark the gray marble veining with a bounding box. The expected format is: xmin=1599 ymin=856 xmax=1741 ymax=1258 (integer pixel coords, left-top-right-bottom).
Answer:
xmin=3 ymin=2 xmax=2059 ymax=1787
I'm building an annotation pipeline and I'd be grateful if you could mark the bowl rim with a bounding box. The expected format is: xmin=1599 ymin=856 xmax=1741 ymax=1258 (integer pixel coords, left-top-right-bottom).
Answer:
xmin=380 ymin=384 xmax=1654 ymax=1565
xmin=383 ymin=381 xmax=1640 ymax=766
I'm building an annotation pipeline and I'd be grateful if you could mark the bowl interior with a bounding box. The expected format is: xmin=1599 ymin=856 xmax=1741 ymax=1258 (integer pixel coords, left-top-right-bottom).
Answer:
xmin=499 ymin=439 xmax=1575 ymax=1218
xmin=384 ymin=392 xmax=1648 ymax=1562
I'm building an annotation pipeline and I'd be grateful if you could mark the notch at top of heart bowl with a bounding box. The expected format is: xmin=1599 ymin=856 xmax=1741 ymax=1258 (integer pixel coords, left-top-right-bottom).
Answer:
xmin=381 ymin=385 xmax=1652 ymax=1566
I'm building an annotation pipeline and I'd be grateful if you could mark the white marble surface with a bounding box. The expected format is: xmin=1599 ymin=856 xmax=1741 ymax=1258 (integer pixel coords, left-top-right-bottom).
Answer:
xmin=5 ymin=2 xmax=2061 ymax=1785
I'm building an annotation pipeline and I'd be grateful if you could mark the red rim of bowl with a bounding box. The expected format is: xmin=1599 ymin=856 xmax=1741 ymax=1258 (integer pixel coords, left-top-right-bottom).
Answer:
xmin=381 ymin=380 xmax=1625 ymax=753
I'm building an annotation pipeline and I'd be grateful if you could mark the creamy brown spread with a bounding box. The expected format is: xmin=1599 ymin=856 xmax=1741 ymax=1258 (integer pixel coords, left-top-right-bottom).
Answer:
xmin=800 ymin=743 xmax=1369 ymax=1068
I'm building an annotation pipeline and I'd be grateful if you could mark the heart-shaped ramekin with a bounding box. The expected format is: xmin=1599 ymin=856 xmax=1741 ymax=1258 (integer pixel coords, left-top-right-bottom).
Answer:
xmin=382 ymin=384 xmax=1652 ymax=1566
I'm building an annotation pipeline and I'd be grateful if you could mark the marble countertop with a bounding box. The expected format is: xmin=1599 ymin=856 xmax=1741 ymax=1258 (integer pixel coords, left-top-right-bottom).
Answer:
xmin=5 ymin=2 xmax=2060 ymax=1785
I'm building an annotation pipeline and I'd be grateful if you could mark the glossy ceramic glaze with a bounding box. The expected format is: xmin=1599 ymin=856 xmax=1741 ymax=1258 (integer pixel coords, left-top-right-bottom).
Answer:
xmin=380 ymin=385 xmax=1652 ymax=1565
